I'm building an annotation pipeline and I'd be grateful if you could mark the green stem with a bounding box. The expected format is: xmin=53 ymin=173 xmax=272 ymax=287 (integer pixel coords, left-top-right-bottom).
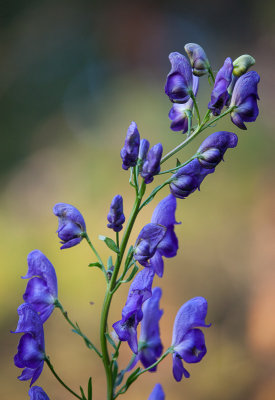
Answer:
xmin=190 ymin=91 xmax=201 ymax=125
xmin=54 ymin=300 xmax=102 ymax=358
xmin=45 ymin=356 xmax=83 ymax=400
xmin=158 ymin=155 xmax=197 ymax=175
xmin=99 ymin=180 xmax=146 ymax=400
xmin=84 ymin=233 xmax=104 ymax=267
xmin=116 ymin=232 xmax=119 ymax=249
xmin=208 ymin=67 xmax=215 ymax=84
xmin=114 ymin=348 xmax=172 ymax=398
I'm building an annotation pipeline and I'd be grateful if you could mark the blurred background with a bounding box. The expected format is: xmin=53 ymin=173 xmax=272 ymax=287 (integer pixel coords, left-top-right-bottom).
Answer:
xmin=1 ymin=0 xmax=275 ymax=399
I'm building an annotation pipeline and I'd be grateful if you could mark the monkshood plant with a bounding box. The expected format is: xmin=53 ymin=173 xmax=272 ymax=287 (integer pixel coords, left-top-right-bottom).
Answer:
xmin=12 ymin=43 xmax=260 ymax=400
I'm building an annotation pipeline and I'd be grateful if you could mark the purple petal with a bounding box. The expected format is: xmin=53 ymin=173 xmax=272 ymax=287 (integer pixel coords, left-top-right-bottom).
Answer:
xmin=165 ymin=52 xmax=193 ymax=103
xmin=149 ymin=251 xmax=164 ymax=277
xmin=29 ymin=386 xmax=50 ymax=400
xmin=151 ymin=194 xmax=179 ymax=227
xmin=60 ymin=237 xmax=82 ymax=249
xmin=134 ymin=223 xmax=166 ymax=265
xmin=148 ymin=384 xmax=165 ymax=400
xmin=174 ymin=329 xmax=207 ymax=363
xmin=16 ymin=333 xmax=44 ymax=369
xmin=172 ymin=353 xmax=190 ymax=381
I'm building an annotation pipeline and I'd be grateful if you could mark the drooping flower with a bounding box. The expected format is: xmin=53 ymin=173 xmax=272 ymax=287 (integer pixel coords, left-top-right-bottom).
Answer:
xmin=150 ymin=195 xmax=179 ymax=277
xmin=22 ymin=250 xmax=58 ymax=323
xmin=197 ymin=131 xmax=238 ymax=169
xmin=53 ymin=203 xmax=86 ymax=249
xmin=230 ymin=71 xmax=260 ymax=130
xmin=137 ymin=287 xmax=163 ymax=369
xmin=169 ymin=76 xmax=199 ymax=133
xmin=29 ymin=386 xmax=50 ymax=400
xmin=107 ymin=195 xmax=125 ymax=232
xmin=165 ymin=52 xmax=193 ymax=103
xmin=208 ymin=57 xmax=233 ymax=116
xmin=134 ymin=223 xmax=167 ymax=266
xmin=184 ymin=43 xmax=210 ymax=77
xmin=171 ymin=297 xmax=210 ymax=381
xmin=112 ymin=268 xmax=154 ymax=353
xmin=13 ymin=304 xmax=45 ymax=386
xmin=148 ymin=383 xmax=165 ymax=400
xmin=120 ymin=121 xmax=140 ymax=170
xmin=140 ymin=143 xmax=163 ymax=184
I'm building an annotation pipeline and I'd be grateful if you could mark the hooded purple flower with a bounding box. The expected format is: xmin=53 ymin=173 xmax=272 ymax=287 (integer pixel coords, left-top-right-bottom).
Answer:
xmin=134 ymin=223 xmax=167 ymax=267
xmin=165 ymin=52 xmax=193 ymax=103
xmin=171 ymin=297 xmax=210 ymax=381
xmin=138 ymin=138 xmax=150 ymax=171
xmin=29 ymin=386 xmax=50 ymax=400
xmin=150 ymin=195 xmax=179 ymax=277
xmin=148 ymin=384 xmax=165 ymax=400
xmin=197 ymin=131 xmax=238 ymax=169
xmin=113 ymin=268 xmax=154 ymax=353
xmin=120 ymin=122 xmax=140 ymax=170
xmin=170 ymin=158 xmax=213 ymax=200
xmin=140 ymin=143 xmax=163 ymax=184
xmin=22 ymin=250 xmax=58 ymax=323
xmin=53 ymin=203 xmax=86 ymax=249
xmin=169 ymin=76 xmax=199 ymax=133
xmin=13 ymin=304 xmax=45 ymax=386
xmin=107 ymin=195 xmax=125 ymax=232
xmin=138 ymin=287 xmax=163 ymax=370
xmin=184 ymin=43 xmax=210 ymax=77
xmin=208 ymin=57 xmax=233 ymax=116
xmin=230 ymin=71 xmax=260 ymax=130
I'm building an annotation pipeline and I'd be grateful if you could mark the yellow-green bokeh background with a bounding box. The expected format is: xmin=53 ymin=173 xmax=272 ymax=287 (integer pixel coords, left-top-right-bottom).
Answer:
xmin=1 ymin=1 xmax=275 ymax=399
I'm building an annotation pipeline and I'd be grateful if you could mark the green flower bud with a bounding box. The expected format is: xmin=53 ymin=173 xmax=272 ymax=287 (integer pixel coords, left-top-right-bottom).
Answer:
xmin=233 ymin=54 xmax=255 ymax=77
xmin=184 ymin=43 xmax=210 ymax=77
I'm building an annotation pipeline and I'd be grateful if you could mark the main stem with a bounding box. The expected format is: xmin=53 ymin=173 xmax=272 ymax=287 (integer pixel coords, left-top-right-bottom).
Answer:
xmin=100 ymin=181 xmax=145 ymax=400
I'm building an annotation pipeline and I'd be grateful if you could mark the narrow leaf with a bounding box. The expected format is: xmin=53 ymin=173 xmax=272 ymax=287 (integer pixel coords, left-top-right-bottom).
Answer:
xmin=125 ymin=367 xmax=141 ymax=388
xmin=176 ymin=158 xmax=181 ymax=167
xmin=79 ymin=386 xmax=87 ymax=400
xmin=121 ymin=265 xmax=139 ymax=283
xmin=107 ymin=256 xmax=113 ymax=269
xmin=105 ymin=332 xmax=117 ymax=350
xmin=87 ymin=377 xmax=92 ymax=400
xmin=88 ymin=262 xmax=102 ymax=269
xmin=98 ymin=235 xmax=120 ymax=254
xmin=125 ymin=246 xmax=134 ymax=268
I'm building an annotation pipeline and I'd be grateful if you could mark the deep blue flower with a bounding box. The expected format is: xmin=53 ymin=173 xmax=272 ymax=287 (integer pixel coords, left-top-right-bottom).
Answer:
xmin=29 ymin=386 xmax=50 ymax=400
xmin=22 ymin=250 xmax=58 ymax=323
xmin=169 ymin=76 xmax=199 ymax=133
xmin=134 ymin=223 xmax=167 ymax=267
xmin=107 ymin=195 xmax=125 ymax=232
xmin=184 ymin=43 xmax=210 ymax=77
xmin=53 ymin=203 xmax=86 ymax=249
xmin=171 ymin=297 xmax=210 ymax=381
xmin=138 ymin=138 xmax=150 ymax=170
xmin=170 ymin=159 xmax=213 ymax=199
xmin=120 ymin=121 xmax=140 ymax=170
xmin=150 ymin=195 xmax=179 ymax=277
xmin=112 ymin=268 xmax=154 ymax=353
xmin=148 ymin=384 xmax=165 ymax=400
xmin=230 ymin=71 xmax=260 ymax=130
xmin=165 ymin=52 xmax=193 ymax=103
xmin=13 ymin=304 xmax=45 ymax=386
xmin=208 ymin=57 xmax=233 ymax=116
xmin=140 ymin=143 xmax=163 ymax=184
xmin=197 ymin=131 xmax=238 ymax=169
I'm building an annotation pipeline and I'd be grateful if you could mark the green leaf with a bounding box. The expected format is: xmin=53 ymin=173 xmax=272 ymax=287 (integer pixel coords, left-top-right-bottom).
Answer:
xmin=125 ymin=246 xmax=134 ymax=268
xmin=98 ymin=235 xmax=120 ymax=254
xmin=121 ymin=265 xmax=139 ymax=283
xmin=125 ymin=367 xmax=141 ymax=388
xmin=107 ymin=256 xmax=113 ymax=269
xmin=80 ymin=385 xmax=87 ymax=400
xmin=88 ymin=262 xmax=102 ymax=269
xmin=105 ymin=332 xmax=117 ymax=350
xmin=87 ymin=377 xmax=92 ymax=400
xmin=112 ymin=360 xmax=118 ymax=382
xmin=176 ymin=158 xmax=181 ymax=167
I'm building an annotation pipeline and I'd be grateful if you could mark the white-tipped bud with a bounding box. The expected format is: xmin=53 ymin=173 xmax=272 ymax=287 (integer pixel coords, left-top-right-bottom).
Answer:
xmin=233 ymin=54 xmax=255 ymax=77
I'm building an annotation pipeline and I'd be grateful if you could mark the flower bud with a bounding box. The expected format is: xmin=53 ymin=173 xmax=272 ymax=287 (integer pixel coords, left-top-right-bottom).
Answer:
xmin=138 ymin=138 xmax=150 ymax=170
xmin=120 ymin=122 xmax=140 ymax=170
xmin=233 ymin=54 xmax=255 ymax=77
xmin=165 ymin=52 xmax=193 ymax=103
xmin=107 ymin=195 xmax=125 ymax=232
xmin=140 ymin=143 xmax=163 ymax=184
xmin=184 ymin=43 xmax=210 ymax=77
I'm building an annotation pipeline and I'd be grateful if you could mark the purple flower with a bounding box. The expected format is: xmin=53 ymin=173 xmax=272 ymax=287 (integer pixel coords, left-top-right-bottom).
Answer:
xmin=13 ymin=304 xmax=45 ymax=386
xmin=22 ymin=250 xmax=58 ymax=323
xmin=197 ymin=131 xmax=238 ymax=169
xmin=230 ymin=71 xmax=260 ymax=130
xmin=170 ymin=159 xmax=213 ymax=199
xmin=165 ymin=52 xmax=193 ymax=103
xmin=208 ymin=57 xmax=233 ymax=116
xmin=138 ymin=138 xmax=150 ymax=170
xmin=148 ymin=384 xmax=165 ymax=400
xmin=113 ymin=268 xmax=154 ymax=353
xmin=120 ymin=122 xmax=140 ymax=170
xmin=171 ymin=297 xmax=210 ymax=381
xmin=184 ymin=43 xmax=210 ymax=77
xmin=138 ymin=287 xmax=163 ymax=370
xmin=53 ymin=203 xmax=86 ymax=249
xmin=169 ymin=76 xmax=199 ymax=133
xmin=140 ymin=143 xmax=163 ymax=184
xmin=29 ymin=386 xmax=50 ymax=400
xmin=150 ymin=195 xmax=179 ymax=277
xmin=134 ymin=223 xmax=167 ymax=267
xmin=107 ymin=195 xmax=125 ymax=232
